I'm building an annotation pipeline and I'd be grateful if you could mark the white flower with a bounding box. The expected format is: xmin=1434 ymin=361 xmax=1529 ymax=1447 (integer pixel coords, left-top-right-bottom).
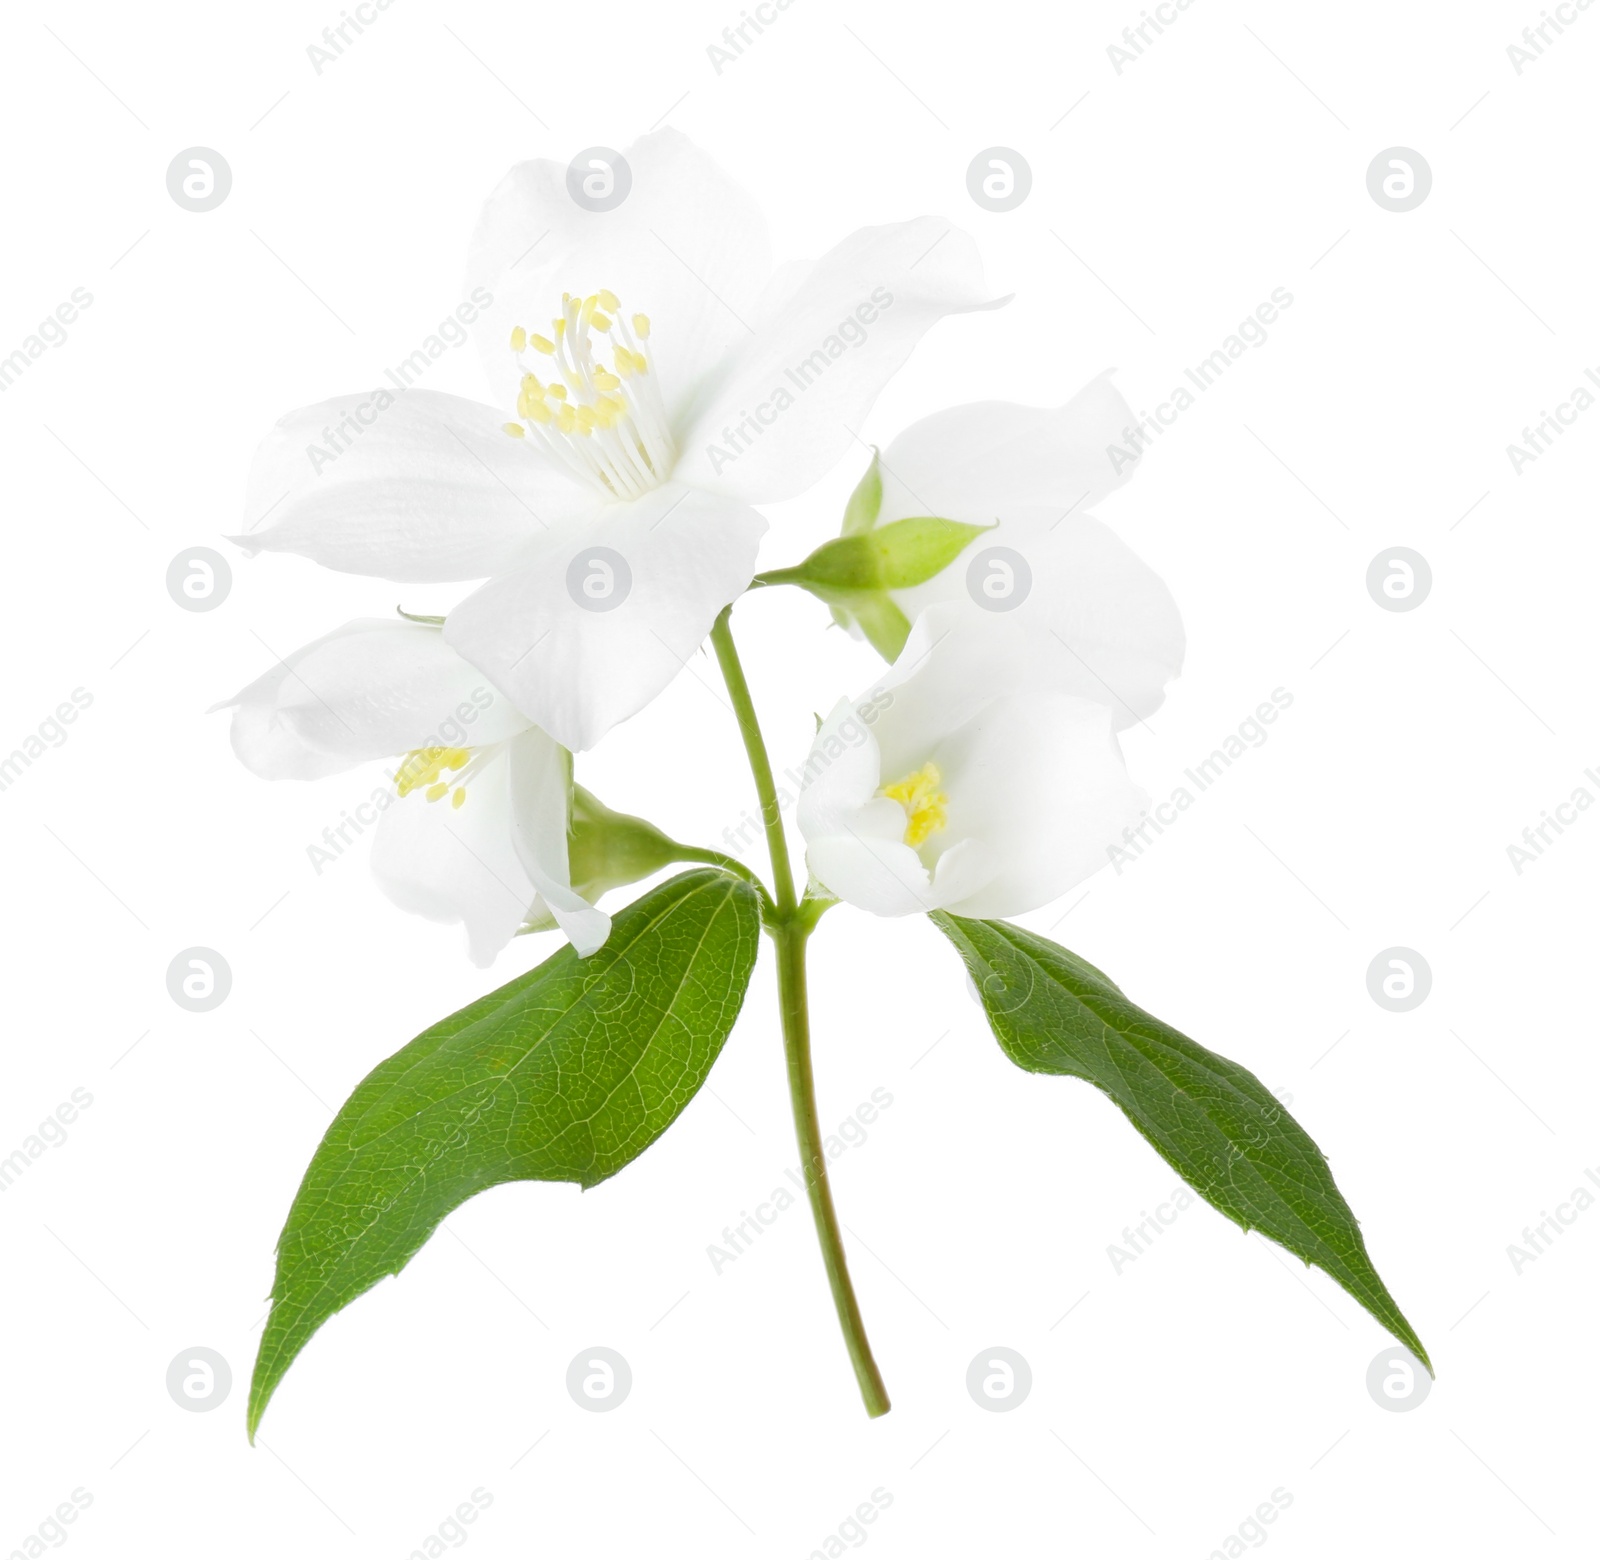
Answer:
xmin=860 ymin=372 xmax=1185 ymax=727
xmin=218 ymin=618 xmax=610 ymax=964
xmin=235 ymin=130 xmax=999 ymax=752
xmin=797 ymin=609 xmax=1148 ymax=918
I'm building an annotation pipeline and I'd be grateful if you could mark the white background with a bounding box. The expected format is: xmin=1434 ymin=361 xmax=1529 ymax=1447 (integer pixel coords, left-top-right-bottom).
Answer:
xmin=2 ymin=1 xmax=1596 ymax=1555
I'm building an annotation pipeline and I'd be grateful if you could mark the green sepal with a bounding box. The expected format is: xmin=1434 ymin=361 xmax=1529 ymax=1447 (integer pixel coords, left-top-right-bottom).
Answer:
xmin=826 ymin=590 xmax=913 ymax=661
xmin=764 ymin=516 xmax=989 ymax=596
xmin=841 ymin=447 xmax=883 ymax=536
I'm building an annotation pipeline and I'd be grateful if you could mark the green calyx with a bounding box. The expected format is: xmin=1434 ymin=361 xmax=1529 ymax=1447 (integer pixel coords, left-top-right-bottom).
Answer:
xmin=755 ymin=451 xmax=989 ymax=662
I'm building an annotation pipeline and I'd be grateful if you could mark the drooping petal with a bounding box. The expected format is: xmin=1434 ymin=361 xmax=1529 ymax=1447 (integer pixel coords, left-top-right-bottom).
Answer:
xmin=673 ymin=218 xmax=1004 ymax=504
xmin=874 ymin=373 xmax=1139 ymax=525
xmin=236 ymin=390 xmax=594 ymax=582
xmin=465 ymin=129 xmax=772 ymax=423
xmin=368 ymin=744 xmax=535 ymax=966
xmin=507 ymin=728 xmax=610 ymax=957
xmin=893 ymin=515 xmax=1186 ymax=729
xmin=443 ymin=483 xmax=766 ymax=752
xmin=219 ymin=618 xmax=529 ymax=780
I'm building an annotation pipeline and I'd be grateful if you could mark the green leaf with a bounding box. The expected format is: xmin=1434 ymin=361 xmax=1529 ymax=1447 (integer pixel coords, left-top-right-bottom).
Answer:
xmin=249 ymin=868 xmax=762 ymax=1438
xmin=932 ymin=913 xmax=1431 ymax=1370
xmin=841 ymin=447 xmax=883 ymax=535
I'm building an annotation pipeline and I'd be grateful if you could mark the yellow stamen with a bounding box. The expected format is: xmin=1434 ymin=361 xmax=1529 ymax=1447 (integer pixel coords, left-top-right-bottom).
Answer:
xmin=502 ymin=421 xmax=525 ymax=438
xmin=499 ymin=286 xmax=674 ymax=498
xmin=880 ymin=762 xmax=949 ymax=848
xmin=395 ymin=746 xmax=473 ymax=800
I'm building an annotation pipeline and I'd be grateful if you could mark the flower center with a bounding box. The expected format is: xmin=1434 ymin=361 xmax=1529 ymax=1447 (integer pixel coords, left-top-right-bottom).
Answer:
xmin=880 ymin=761 xmax=948 ymax=848
xmin=500 ymin=289 xmax=675 ymax=500
xmin=394 ymin=746 xmax=482 ymax=810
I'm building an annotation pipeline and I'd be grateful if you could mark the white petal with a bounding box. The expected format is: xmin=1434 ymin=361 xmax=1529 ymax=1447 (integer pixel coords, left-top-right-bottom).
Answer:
xmin=507 ymin=729 xmax=611 ymax=956
xmin=893 ymin=517 xmax=1185 ymax=728
xmin=794 ymin=697 xmax=890 ymax=843
xmin=236 ymin=390 xmax=593 ymax=582
xmin=930 ymin=693 xmax=1147 ymax=918
xmin=368 ymin=744 xmax=535 ymax=966
xmin=443 ymin=483 xmax=766 ymax=752
xmin=876 ymin=373 xmax=1139 ymax=525
xmin=806 ymin=833 xmax=995 ymax=918
xmin=219 ymin=618 xmax=529 ymax=780
xmin=465 ymin=130 xmax=772 ymax=423
xmin=673 ymin=218 xmax=1003 ymax=503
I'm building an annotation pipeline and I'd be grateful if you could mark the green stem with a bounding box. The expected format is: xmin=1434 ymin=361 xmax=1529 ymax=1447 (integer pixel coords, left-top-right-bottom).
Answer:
xmin=709 ymin=608 xmax=797 ymax=914
xmin=708 ymin=604 xmax=892 ymax=1419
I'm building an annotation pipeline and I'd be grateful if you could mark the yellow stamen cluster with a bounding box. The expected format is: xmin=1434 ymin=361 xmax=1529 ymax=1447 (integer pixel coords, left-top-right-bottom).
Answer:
xmin=395 ymin=746 xmax=471 ymax=809
xmin=881 ymin=762 xmax=949 ymax=848
xmin=501 ymin=287 xmax=673 ymax=498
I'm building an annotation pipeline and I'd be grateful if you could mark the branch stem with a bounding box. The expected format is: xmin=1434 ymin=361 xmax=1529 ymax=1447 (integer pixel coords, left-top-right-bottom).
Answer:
xmin=708 ymin=604 xmax=891 ymax=1419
